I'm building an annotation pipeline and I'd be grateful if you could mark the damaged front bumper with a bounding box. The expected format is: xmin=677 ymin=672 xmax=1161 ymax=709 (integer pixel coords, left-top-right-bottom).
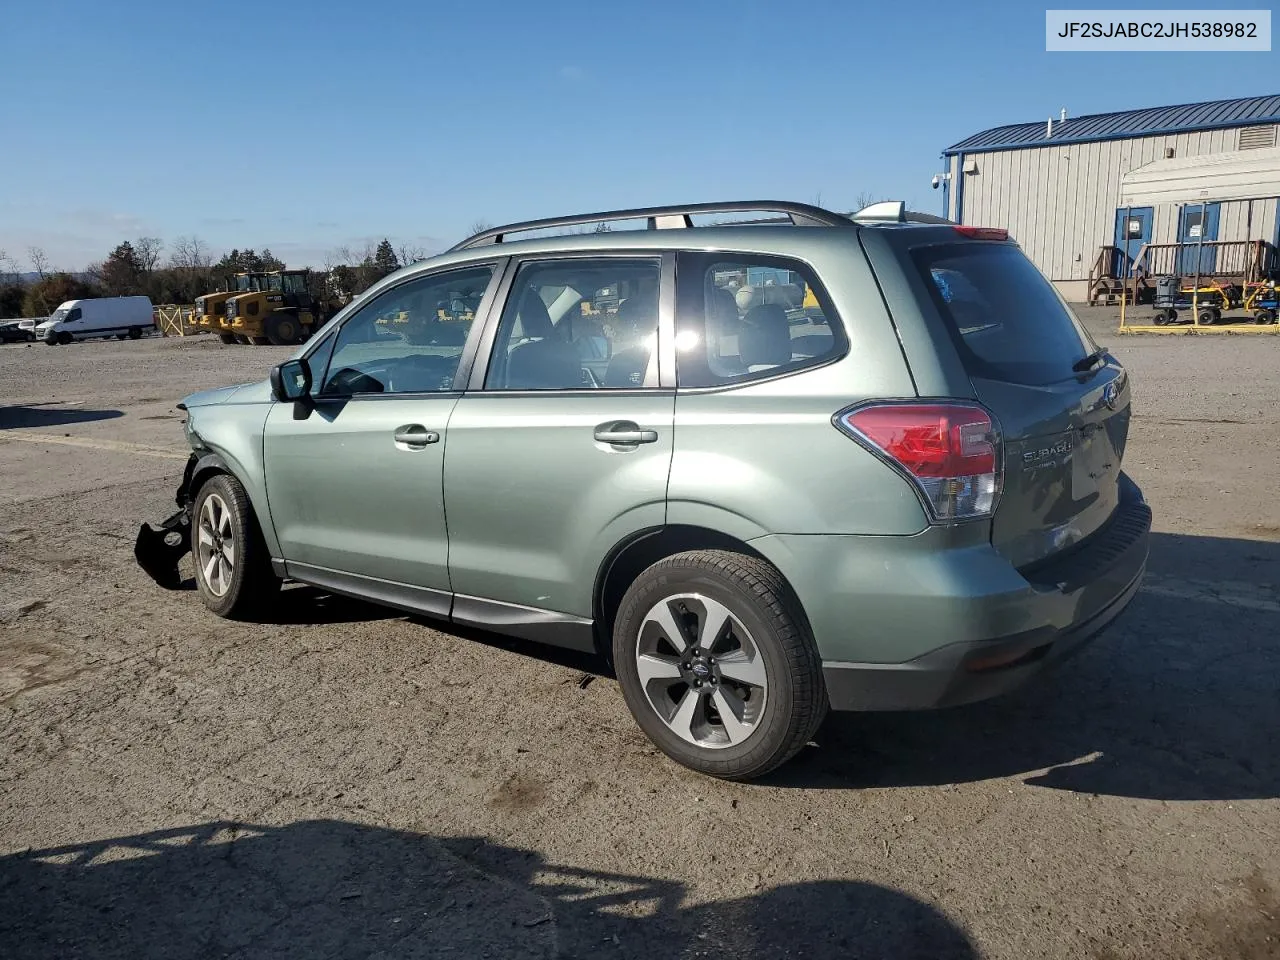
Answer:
xmin=134 ymin=454 xmax=196 ymax=589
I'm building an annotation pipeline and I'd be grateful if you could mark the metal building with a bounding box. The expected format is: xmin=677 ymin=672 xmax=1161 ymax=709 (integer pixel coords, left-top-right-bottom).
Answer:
xmin=941 ymin=95 xmax=1280 ymax=302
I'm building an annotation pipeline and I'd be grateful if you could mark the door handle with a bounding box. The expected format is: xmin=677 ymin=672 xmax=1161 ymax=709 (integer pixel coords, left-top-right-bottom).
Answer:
xmin=394 ymin=424 xmax=439 ymax=449
xmin=594 ymin=421 xmax=658 ymax=445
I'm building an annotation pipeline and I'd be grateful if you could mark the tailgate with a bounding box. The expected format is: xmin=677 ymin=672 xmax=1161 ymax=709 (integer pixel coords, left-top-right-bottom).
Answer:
xmin=910 ymin=239 xmax=1132 ymax=568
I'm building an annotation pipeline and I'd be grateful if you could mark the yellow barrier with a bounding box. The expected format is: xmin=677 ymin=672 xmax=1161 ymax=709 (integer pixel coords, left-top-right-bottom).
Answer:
xmin=1117 ymin=289 xmax=1279 ymax=335
xmin=153 ymin=305 xmax=202 ymax=337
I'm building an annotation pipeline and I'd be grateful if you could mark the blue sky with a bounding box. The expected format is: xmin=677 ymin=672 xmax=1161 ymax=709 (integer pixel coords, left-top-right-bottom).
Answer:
xmin=1 ymin=0 xmax=1273 ymax=270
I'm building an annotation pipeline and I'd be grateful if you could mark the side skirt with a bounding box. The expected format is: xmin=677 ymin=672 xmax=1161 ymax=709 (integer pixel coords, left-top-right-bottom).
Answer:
xmin=282 ymin=561 xmax=596 ymax=653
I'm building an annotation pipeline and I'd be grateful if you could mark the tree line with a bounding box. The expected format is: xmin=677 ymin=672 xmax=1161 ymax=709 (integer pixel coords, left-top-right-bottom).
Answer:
xmin=0 ymin=237 xmax=420 ymax=318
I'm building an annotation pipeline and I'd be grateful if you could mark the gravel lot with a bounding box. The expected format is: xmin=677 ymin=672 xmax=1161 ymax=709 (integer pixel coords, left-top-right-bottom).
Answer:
xmin=2 ymin=310 xmax=1278 ymax=959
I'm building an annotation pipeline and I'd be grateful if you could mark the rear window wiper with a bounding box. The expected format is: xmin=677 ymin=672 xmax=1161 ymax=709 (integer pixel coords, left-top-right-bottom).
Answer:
xmin=1072 ymin=347 xmax=1107 ymax=373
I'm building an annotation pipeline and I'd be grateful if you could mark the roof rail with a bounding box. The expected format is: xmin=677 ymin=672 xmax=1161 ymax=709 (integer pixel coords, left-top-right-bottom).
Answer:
xmin=449 ymin=200 xmax=852 ymax=251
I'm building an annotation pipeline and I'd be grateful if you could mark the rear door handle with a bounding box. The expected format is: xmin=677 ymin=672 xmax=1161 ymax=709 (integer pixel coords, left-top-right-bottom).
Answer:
xmin=594 ymin=421 xmax=658 ymax=445
xmin=394 ymin=424 xmax=439 ymax=449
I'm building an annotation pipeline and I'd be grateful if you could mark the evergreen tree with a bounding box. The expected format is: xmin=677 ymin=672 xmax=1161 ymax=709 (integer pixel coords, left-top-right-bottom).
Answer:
xmin=99 ymin=241 xmax=144 ymax=296
xmin=372 ymin=239 xmax=400 ymax=278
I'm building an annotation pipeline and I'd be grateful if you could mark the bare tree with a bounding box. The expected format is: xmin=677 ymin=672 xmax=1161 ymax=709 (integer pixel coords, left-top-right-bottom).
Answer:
xmin=397 ymin=243 xmax=428 ymax=265
xmin=0 ymin=250 xmax=16 ymax=285
xmin=853 ymin=192 xmax=887 ymax=212
xmin=324 ymin=245 xmax=358 ymax=270
xmin=468 ymin=220 xmax=493 ymax=235
xmin=169 ymin=236 xmax=212 ymax=269
xmin=28 ymin=246 xmax=50 ymax=279
xmin=135 ymin=237 xmax=164 ymax=274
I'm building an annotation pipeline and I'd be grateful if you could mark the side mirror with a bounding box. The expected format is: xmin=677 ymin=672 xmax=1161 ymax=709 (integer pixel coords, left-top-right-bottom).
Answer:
xmin=270 ymin=358 xmax=312 ymax=403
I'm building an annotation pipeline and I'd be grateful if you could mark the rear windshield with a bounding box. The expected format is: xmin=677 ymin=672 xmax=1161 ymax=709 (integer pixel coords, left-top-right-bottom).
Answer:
xmin=912 ymin=243 xmax=1092 ymax=385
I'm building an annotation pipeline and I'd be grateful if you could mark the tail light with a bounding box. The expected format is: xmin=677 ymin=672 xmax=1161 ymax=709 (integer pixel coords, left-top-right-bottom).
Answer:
xmin=835 ymin=402 xmax=1002 ymax=522
xmin=954 ymin=226 xmax=1008 ymax=241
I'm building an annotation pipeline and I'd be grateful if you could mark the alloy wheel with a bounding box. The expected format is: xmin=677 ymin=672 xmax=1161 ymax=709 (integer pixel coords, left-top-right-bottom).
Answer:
xmin=635 ymin=594 xmax=768 ymax=749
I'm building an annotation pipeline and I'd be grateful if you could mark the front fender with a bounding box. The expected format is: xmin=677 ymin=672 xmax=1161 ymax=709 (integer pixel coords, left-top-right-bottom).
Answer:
xmin=186 ymin=402 xmax=278 ymax=556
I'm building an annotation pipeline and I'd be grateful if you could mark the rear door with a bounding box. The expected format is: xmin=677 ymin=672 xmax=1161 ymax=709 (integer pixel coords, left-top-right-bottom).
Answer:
xmin=897 ymin=236 xmax=1130 ymax=568
xmin=442 ymin=254 xmax=675 ymax=628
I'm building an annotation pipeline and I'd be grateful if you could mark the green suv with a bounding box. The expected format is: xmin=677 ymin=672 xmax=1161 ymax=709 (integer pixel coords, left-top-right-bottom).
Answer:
xmin=136 ymin=201 xmax=1150 ymax=780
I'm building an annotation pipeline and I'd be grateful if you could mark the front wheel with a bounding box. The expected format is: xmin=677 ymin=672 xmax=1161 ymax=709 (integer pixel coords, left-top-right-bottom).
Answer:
xmin=191 ymin=474 xmax=280 ymax=619
xmin=265 ymin=312 xmax=300 ymax=346
xmin=613 ymin=550 xmax=826 ymax=780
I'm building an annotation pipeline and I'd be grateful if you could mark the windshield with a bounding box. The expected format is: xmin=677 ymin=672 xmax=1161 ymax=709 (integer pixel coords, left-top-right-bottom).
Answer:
xmin=235 ymin=275 xmax=253 ymax=291
xmin=913 ymin=242 xmax=1092 ymax=386
xmin=49 ymin=308 xmax=70 ymax=322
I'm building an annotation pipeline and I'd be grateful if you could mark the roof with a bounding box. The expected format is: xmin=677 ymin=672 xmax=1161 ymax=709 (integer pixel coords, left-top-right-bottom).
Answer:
xmin=944 ymin=94 xmax=1280 ymax=155
xmin=1120 ymin=146 xmax=1280 ymax=206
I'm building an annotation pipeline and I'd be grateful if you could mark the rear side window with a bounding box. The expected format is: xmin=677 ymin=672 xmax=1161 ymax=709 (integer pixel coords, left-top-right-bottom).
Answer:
xmin=913 ymin=243 xmax=1091 ymax=386
xmin=675 ymin=252 xmax=845 ymax=388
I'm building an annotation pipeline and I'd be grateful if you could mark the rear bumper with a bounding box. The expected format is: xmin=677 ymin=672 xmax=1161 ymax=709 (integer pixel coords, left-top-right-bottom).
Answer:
xmin=821 ymin=477 xmax=1151 ymax=711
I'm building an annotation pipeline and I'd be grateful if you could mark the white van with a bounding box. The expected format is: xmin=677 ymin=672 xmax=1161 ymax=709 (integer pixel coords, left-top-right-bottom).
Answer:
xmin=37 ymin=297 xmax=155 ymax=345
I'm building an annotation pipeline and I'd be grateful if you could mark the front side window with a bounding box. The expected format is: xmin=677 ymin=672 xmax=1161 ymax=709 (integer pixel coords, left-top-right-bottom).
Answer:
xmin=485 ymin=258 xmax=661 ymax=390
xmin=318 ymin=265 xmax=494 ymax=396
xmin=64 ymin=307 xmax=83 ymax=323
xmin=675 ymin=253 xmax=844 ymax=388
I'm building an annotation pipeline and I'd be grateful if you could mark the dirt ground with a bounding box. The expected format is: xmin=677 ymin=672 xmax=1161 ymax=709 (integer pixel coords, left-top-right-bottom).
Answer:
xmin=1 ymin=309 xmax=1278 ymax=959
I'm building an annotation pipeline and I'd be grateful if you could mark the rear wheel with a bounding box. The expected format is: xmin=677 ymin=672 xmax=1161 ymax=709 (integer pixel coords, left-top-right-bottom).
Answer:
xmin=218 ymin=333 xmax=238 ymax=344
xmin=128 ymin=326 xmax=142 ymax=340
xmin=191 ymin=474 xmax=280 ymax=619
xmin=1152 ymin=310 xmax=1170 ymax=326
xmin=1254 ymin=309 xmax=1277 ymax=325
xmin=1197 ymin=308 xmax=1216 ymax=326
xmin=613 ymin=550 xmax=826 ymax=780
xmin=265 ymin=312 xmax=301 ymax=346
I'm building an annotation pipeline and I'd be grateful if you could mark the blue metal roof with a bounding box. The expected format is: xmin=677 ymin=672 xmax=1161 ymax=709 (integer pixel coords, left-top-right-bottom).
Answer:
xmin=944 ymin=94 xmax=1280 ymax=155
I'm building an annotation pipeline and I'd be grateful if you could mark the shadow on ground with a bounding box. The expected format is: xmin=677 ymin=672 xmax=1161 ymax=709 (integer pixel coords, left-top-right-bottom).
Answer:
xmin=0 ymin=405 xmax=123 ymax=430
xmin=213 ymin=529 xmax=1279 ymax=803
xmin=775 ymin=532 xmax=1280 ymax=802
xmin=0 ymin=820 xmax=974 ymax=960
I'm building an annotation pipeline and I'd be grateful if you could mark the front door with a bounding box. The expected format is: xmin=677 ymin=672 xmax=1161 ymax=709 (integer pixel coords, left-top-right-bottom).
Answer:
xmin=1112 ymin=207 xmax=1152 ymax=277
xmin=263 ymin=264 xmax=499 ymax=614
xmin=1177 ymin=202 xmax=1220 ymax=275
xmin=443 ymin=254 xmax=675 ymax=627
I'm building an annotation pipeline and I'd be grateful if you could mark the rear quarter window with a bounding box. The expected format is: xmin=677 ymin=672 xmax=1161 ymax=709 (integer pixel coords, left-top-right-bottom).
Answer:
xmin=913 ymin=243 xmax=1092 ymax=386
xmin=675 ymin=252 xmax=846 ymax=388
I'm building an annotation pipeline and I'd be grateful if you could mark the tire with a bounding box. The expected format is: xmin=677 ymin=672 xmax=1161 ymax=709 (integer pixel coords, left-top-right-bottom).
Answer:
xmin=1253 ymin=309 xmax=1276 ymax=325
xmin=1152 ymin=310 xmax=1169 ymax=326
xmin=219 ymin=333 xmax=238 ymax=344
xmin=249 ymin=336 xmax=270 ymax=346
xmin=613 ymin=550 xmax=826 ymax=780
xmin=265 ymin=312 xmax=300 ymax=346
xmin=128 ymin=327 xmax=142 ymax=340
xmin=57 ymin=332 xmax=73 ymax=345
xmin=190 ymin=474 xmax=281 ymax=619
xmin=1197 ymin=308 xmax=1216 ymax=326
